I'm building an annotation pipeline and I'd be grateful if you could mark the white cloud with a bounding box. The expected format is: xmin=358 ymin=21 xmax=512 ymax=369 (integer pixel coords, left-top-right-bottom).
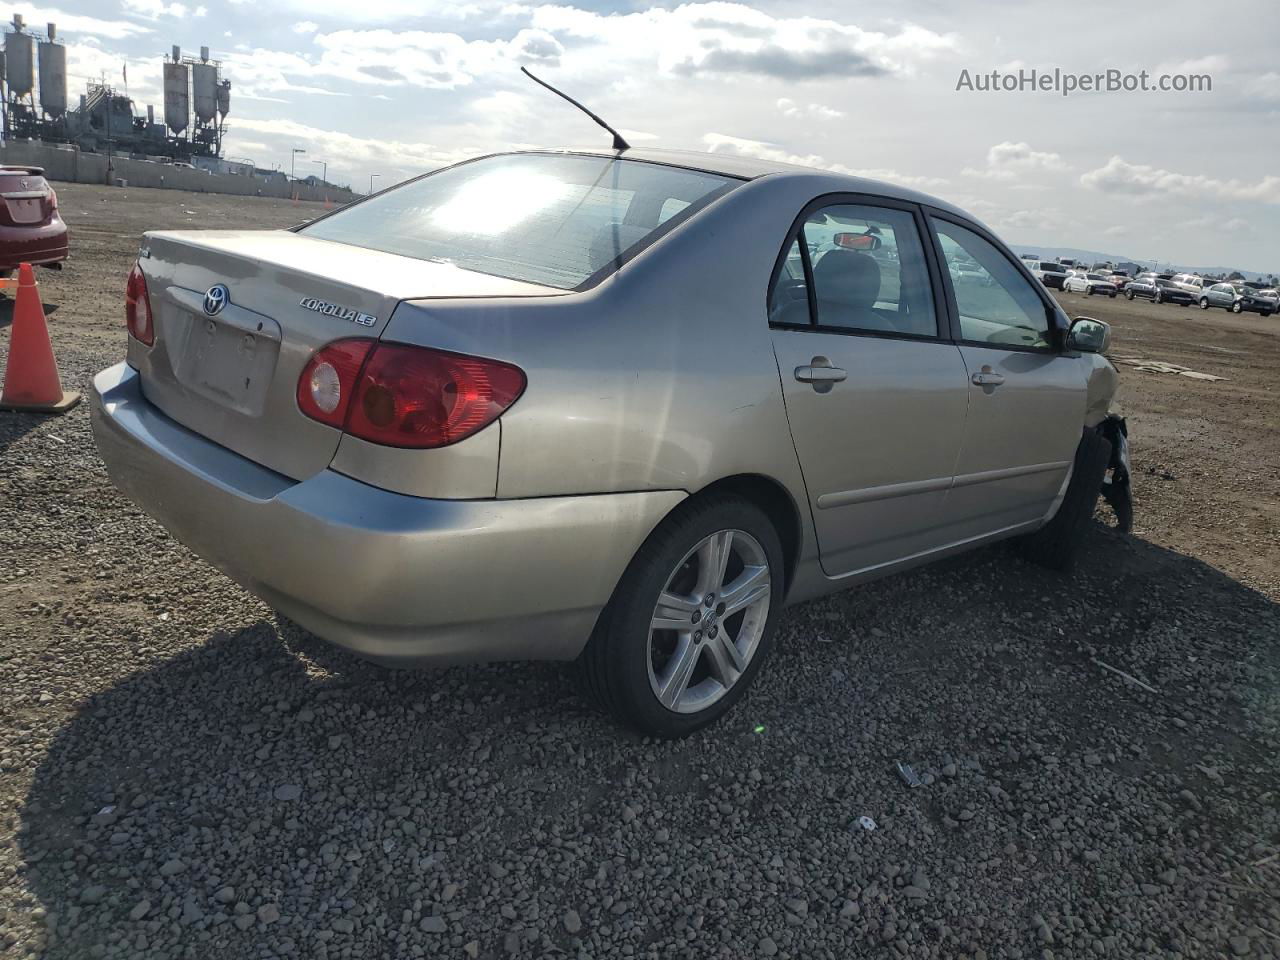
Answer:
xmin=994 ymin=208 xmax=1062 ymax=232
xmin=6 ymin=2 xmax=152 ymax=38
xmin=529 ymin=4 xmax=956 ymax=80
xmin=231 ymin=116 xmax=475 ymax=175
xmin=121 ymin=0 xmax=193 ymax=18
xmin=701 ymin=133 xmax=946 ymax=189
xmin=1103 ymin=225 xmax=1128 ymax=237
xmin=777 ymin=97 xmax=844 ymax=120
xmin=63 ymin=38 xmax=161 ymax=102
xmin=964 ymin=141 xmax=1067 ymax=180
xmin=1154 ymin=55 xmax=1227 ymax=76
xmin=265 ymin=0 xmax=489 ymax=20
xmin=1243 ymin=71 xmax=1280 ymax=102
xmin=1081 ymin=156 xmax=1280 ymax=205
xmin=293 ymin=20 xmax=318 ymax=34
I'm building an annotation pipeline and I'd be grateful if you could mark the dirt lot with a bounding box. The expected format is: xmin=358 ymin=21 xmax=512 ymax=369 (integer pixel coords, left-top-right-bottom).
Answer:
xmin=1 ymin=182 xmax=1277 ymax=960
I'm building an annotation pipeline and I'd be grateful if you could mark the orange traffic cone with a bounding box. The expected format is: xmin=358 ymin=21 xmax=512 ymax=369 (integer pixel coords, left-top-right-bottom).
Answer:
xmin=323 ymin=194 xmax=333 ymax=210
xmin=291 ymin=189 xmax=299 ymax=205
xmin=0 ymin=263 xmax=81 ymax=414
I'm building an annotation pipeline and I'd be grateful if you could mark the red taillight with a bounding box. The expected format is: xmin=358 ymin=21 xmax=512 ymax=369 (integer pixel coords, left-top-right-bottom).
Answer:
xmin=296 ymin=338 xmax=376 ymax=428
xmin=48 ymin=188 xmax=57 ymax=210
xmin=297 ymin=341 xmax=525 ymax=448
xmin=125 ymin=262 xmax=154 ymax=346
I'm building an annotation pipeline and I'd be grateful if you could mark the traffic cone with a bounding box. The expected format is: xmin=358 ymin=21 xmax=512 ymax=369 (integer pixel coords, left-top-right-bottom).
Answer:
xmin=291 ymin=189 xmax=299 ymax=205
xmin=0 ymin=263 xmax=81 ymax=414
xmin=324 ymin=194 xmax=333 ymax=210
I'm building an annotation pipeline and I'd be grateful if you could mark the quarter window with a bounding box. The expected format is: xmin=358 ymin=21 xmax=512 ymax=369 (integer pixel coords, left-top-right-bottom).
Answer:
xmin=932 ymin=219 xmax=1052 ymax=349
xmin=794 ymin=204 xmax=938 ymax=337
xmin=769 ymin=237 xmax=811 ymax=325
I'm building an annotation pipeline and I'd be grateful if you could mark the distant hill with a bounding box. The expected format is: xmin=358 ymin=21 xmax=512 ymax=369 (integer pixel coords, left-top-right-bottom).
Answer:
xmin=1009 ymin=243 xmax=1274 ymax=282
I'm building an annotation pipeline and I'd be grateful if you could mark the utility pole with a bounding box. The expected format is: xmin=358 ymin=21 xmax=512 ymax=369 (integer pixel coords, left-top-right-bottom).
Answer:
xmin=312 ymin=159 xmax=327 ymax=186
xmin=369 ymin=173 xmax=379 ymax=195
xmin=291 ymin=147 xmax=306 ymax=180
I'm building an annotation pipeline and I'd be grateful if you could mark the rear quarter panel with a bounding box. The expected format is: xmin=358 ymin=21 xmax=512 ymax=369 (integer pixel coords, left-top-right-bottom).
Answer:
xmin=381 ymin=174 xmax=830 ymax=502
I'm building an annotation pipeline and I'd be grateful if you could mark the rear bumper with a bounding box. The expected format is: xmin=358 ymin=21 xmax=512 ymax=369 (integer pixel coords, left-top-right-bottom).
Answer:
xmin=0 ymin=217 xmax=68 ymax=268
xmin=90 ymin=362 xmax=683 ymax=666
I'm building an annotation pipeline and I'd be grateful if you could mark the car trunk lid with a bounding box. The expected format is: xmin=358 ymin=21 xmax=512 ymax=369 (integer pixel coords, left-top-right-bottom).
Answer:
xmin=0 ymin=166 xmax=56 ymax=226
xmin=134 ymin=229 xmax=559 ymax=481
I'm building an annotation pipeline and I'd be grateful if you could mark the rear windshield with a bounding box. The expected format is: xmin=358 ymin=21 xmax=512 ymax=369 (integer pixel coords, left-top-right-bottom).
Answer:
xmin=300 ymin=153 xmax=736 ymax=290
xmin=1040 ymin=262 xmax=1067 ymax=273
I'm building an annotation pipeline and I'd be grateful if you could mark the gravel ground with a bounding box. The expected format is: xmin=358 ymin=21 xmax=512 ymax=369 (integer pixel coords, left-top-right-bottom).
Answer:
xmin=1 ymin=183 xmax=1278 ymax=960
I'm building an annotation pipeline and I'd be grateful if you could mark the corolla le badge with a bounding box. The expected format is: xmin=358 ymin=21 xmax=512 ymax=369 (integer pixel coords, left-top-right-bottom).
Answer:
xmin=203 ymin=284 xmax=230 ymax=316
xmin=299 ymin=296 xmax=377 ymax=327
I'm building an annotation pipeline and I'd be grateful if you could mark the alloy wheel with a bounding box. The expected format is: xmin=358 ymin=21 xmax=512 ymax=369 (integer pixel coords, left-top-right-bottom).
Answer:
xmin=646 ymin=529 xmax=771 ymax=714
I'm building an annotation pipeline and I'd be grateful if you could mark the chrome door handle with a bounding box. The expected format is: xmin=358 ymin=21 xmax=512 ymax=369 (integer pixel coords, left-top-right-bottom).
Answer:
xmin=795 ymin=365 xmax=847 ymax=384
xmin=971 ymin=370 xmax=1005 ymax=387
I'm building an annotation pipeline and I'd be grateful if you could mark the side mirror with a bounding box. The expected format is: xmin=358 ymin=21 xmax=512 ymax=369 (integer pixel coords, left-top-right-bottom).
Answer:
xmin=1067 ymin=316 xmax=1111 ymax=354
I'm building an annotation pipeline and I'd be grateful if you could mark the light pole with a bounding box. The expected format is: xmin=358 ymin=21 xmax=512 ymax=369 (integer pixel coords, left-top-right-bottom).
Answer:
xmin=290 ymin=147 xmax=306 ymax=180
xmin=369 ymin=173 xmax=380 ymax=195
xmin=312 ymin=159 xmax=327 ymax=186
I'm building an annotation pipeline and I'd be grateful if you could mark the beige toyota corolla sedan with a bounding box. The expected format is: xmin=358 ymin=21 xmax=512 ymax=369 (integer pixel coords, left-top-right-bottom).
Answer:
xmin=92 ymin=148 xmax=1126 ymax=737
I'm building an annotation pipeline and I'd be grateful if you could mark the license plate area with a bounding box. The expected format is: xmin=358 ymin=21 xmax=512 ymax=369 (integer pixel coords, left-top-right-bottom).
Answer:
xmin=177 ymin=313 xmax=280 ymax=416
xmin=5 ymin=198 xmax=45 ymax=224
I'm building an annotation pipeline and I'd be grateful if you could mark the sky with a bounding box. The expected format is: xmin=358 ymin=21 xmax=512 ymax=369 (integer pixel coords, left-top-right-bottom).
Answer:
xmin=8 ymin=0 xmax=1280 ymax=271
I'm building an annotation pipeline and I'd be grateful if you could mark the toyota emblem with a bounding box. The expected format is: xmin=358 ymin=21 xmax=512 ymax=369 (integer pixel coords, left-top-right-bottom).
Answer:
xmin=203 ymin=284 xmax=230 ymax=316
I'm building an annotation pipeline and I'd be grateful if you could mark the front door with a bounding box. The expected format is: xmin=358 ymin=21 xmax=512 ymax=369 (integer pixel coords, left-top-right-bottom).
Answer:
xmin=928 ymin=217 xmax=1086 ymax=540
xmin=769 ymin=200 xmax=970 ymax=577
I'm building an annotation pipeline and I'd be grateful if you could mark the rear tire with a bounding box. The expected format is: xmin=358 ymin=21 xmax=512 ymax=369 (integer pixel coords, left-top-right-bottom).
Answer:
xmin=576 ymin=494 xmax=785 ymax=738
xmin=1126 ymin=289 xmax=1135 ymax=300
xmin=1016 ymin=430 xmax=1112 ymax=572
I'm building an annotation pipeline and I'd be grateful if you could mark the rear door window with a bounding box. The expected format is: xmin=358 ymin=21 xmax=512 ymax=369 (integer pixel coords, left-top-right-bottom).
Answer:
xmin=796 ymin=204 xmax=938 ymax=338
xmin=301 ymin=153 xmax=736 ymax=290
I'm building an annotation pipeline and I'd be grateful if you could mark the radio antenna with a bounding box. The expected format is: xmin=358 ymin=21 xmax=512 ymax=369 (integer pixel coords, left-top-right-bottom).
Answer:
xmin=520 ymin=66 xmax=630 ymax=152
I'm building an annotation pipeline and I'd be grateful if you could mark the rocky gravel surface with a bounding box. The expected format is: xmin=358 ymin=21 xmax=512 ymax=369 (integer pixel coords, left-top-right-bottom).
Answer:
xmin=1 ymin=184 xmax=1278 ymax=959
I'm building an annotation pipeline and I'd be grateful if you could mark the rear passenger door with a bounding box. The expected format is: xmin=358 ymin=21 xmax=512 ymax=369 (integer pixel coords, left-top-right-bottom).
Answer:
xmin=928 ymin=215 xmax=1086 ymax=538
xmin=769 ymin=198 xmax=970 ymax=577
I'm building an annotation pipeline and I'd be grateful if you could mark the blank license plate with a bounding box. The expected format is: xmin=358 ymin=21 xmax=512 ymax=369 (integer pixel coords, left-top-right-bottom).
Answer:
xmin=183 ymin=316 xmax=279 ymax=416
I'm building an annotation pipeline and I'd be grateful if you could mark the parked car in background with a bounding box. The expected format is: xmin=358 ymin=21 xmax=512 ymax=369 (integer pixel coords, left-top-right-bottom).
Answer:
xmin=1030 ymin=260 xmax=1070 ymax=289
xmin=1126 ymin=276 xmax=1196 ymax=305
xmin=949 ymin=259 xmax=994 ymax=286
xmin=1063 ymin=271 xmax=1118 ymax=297
xmin=0 ymin=165 xmax=68 ymax=276
xmin=1108 ymin=273 xmax=1131 ymax=290
xmin=1170 ymin=273 xmax=1206 ymax=297
xmin=1199 ymin=282 xmax=1275 ymax=316
xmin=1242 ymin=281 xmax=1279 ymax=313
xmin=90 ymin=147 xmax=1125 ymax=737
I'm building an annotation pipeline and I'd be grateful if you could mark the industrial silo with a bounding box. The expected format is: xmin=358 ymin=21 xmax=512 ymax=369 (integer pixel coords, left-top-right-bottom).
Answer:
xmin=5 ymin=27 xmax=33 ymax=96
xmin=37 ymin=25 xmax=66 ymax=118
xmin=163 ymin=53 xmax=189 ymax=135
xmin=192 ymin=62 xmax=218 ymax=124
xmin=216 ymin=79 xmax=230 ymax=118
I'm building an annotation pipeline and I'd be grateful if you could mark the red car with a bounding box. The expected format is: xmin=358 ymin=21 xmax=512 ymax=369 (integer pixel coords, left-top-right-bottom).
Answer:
xmin=0 ymin=165 xmax=68 ymax=274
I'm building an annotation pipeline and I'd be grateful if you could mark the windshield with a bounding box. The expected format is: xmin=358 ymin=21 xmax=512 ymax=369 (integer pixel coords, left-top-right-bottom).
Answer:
xmin=1041 ymin=263 xmax=1067 ymax=273
xmin=301 ymin=153 xmax=736 ymax=290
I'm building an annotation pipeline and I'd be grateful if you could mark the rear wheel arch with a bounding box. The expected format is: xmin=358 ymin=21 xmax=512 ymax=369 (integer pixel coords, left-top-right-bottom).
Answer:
xmin=689 ymin=474 xmax=803 ymax=594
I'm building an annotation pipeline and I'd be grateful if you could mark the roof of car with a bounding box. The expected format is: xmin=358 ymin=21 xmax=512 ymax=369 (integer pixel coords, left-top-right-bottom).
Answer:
xmin=537 ymin=146 xmax=969 ymax=219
